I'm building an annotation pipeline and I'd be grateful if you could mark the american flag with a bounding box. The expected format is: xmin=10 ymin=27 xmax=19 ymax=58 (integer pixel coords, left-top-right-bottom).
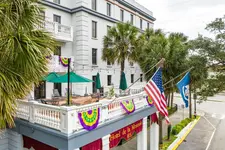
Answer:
xmin=144 ymin=68 xmax=170 ymax=123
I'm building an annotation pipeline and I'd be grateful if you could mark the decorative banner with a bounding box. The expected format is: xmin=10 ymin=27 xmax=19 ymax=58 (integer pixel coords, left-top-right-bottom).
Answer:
xmin=146 ymin=96 xmax=154 ymax=107
xmin=82 ymin=139 xmax=102 ymax=150
xmin=109 ymin=120 xmax=143 ymax=148
xmin=120 ymin=99 xmax=135 ymax=114
xmin=78 ymin=108 xmax=100 ymax=131
xmin=59 ymin=56 xmax=69 ymax=67
xmin=151 ymin=113 xmax=159 ymax=124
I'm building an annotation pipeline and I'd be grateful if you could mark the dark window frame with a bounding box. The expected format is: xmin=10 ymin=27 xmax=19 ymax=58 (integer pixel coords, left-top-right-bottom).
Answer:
xmin=92 ymin=21 xmax=97 ymax=38
xmin=107 ymin=75 xmax=112 ymax=86
xmin=107 ymin=3 xmax=111 ymax=16
xmin=92 ymin=48 xmax=97 ymax=65
xmin=131 ymin=74 xmax=134 ymax=83
xmin=140 ymin=19 xmax=143 ymax=29
xmin=92 ymin=76 xmax=97 ymax=93
xmin=130 ymin=14 xmax=134 ymax=25
xmin=53 ymin=14 xmax=61 ymax=24
xmin=92 ymin=0 xmax=97 ymax=11
xmin=147 ymin=22 xmax=150 ymax=29
xmin=120 ymin=9 xmax=124 ymax=22
xmin=140 ymin=74 xmax=143 ymax=82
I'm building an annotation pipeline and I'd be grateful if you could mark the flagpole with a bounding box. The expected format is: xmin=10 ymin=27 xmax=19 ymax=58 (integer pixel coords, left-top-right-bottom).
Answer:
xmin=163 ymin=67 xmax=194 ymax=87
xmin=107 ymin=58 xmax=165 ymax=105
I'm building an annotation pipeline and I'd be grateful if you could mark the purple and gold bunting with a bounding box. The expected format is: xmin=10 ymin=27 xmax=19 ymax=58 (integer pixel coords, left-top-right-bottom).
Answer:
xmin=146 ymin=96 xmax=154 ymax=107
xmin=120 ymin=99 xmax=135 ymax=114
xmin=59 ymin=56 xmax=69 ymax=67
xmin=78 ymin=108 xmax=100 ymax=131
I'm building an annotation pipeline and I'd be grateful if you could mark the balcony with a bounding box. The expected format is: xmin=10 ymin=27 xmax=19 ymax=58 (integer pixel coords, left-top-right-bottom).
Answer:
xmin=44 ymin=21 xmax=73 ymax=42
xmin=16 ymin=92 xmax=150 ymax=134
xmin=48 ymin=55 xmax=74 ymax=72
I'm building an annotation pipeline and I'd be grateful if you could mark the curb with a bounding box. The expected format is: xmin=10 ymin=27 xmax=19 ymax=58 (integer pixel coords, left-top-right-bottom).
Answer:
xmin=168 ymin=117 xmax=201 ymax=150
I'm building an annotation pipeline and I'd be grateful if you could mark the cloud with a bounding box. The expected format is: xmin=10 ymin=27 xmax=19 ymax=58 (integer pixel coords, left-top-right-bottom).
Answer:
xmin=136 ymin=0 xmax=225 ymax=39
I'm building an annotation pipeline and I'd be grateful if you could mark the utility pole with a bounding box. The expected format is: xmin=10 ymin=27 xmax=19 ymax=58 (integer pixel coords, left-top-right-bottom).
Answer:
xmin=194 ymin=91 xmax=197 ymax=118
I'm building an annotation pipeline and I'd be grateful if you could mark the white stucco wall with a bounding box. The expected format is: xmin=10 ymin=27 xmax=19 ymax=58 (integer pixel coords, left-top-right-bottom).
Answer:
xmin=36 ymin=0 xmax=154 ymax=97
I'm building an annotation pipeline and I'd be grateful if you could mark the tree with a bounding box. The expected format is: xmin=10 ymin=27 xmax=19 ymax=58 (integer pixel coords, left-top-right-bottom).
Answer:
xmin=0 ymin=0 xmax=56 ymax=129
xmin=102 ymin=22 xmax=138 ymax=74
xmin=138 ymin=29 xmax=189 ymax=145
xmin=189 ymin=15 xmax=225 ymax=97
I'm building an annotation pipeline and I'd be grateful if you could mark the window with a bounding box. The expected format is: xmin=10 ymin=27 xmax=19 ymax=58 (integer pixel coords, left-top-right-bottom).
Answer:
xmin=107 ymin=60 xmax=111 ymax=66
xmin=53 ymin=0 xmax=60 ymax=4
xmin=92 ymin=0 xmax=97 ymax=11
xmin=92 ymin=76 xmax=97 ymax=93
xmin=130 ymin=62 xmax=134 ymax=67
xmin=107 ymin=75 xmax=112 ymax=86
xmin=92 ymin=48 xmax=97 ymax=65
xmin=130 ymin=14 xmax=134 ymax=25
xmin=140 ymin=74 xmax=143 ymax=82
xmin=34 ymin=81 xmax=46 ymax=99
xmin=53 ymin=14 xmax=61 ymax=24
xmin=147 ymin=23 xmax=150 ymax=29
xmin=107 ymin=3 xmax=111 ymax=16
xmin=92 ymin=21 xmax=97 ymax=38
xmin=120 ymin=9 xmax=124 ymax=21
xmin=140 ymin=19 xmax=143 ymax=29
xmin=131 ymin=74 xmax=134 ymax=83
xmin=54 ymin=83 xmax=62 ymax=96
xmin=54 ymin=46 xmax=61 ymax=56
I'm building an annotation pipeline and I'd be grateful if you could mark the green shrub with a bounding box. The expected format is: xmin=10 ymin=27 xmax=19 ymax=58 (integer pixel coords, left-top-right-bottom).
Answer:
xmin=171 ymin=126 xmax=179 ymax=135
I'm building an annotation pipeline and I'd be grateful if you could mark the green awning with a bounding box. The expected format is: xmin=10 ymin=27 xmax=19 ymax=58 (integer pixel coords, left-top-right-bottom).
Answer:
xmin=119 ymin=72 xmax=127 ymax=90
xmin=43 ymin=72 xmax=60 ymax=81
xmin=48 ymin=72 xmax=93 ymax=83
xmin=96 ymin=73 xmax=101 ymax=89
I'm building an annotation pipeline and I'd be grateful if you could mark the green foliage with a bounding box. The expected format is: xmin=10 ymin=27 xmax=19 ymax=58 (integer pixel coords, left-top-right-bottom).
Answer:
xmin=102 ymin=22 xmax=139 ymax=72
xmin=0 ymin=0 xmax=57 ymax=129
xmin=189 ymin=15 xmax=225 ymax=97
xmin=171 ymin=117 xmax=192 ymax=136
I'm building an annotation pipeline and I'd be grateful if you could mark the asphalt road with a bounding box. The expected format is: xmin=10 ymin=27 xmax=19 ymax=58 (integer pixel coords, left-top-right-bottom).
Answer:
xmin=175 ymin=93 xmax=225 ymax=150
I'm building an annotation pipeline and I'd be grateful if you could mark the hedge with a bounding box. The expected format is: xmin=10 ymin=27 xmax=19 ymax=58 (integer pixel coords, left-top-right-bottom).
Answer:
xmin=171 ymin=118 xmax=192 ymax=136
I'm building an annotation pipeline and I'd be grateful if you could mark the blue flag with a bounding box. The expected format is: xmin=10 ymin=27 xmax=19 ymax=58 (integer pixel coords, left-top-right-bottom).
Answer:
xmin=176 ymin=72 xmax=190 ymax=107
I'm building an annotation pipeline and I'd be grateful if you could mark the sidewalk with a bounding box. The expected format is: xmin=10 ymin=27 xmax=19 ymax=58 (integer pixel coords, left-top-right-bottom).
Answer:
xmin=113 ymin=108 xmax=188 ymax=150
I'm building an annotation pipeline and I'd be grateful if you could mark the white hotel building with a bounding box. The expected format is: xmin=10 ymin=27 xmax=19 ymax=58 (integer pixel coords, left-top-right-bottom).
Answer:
xmin=0 ymin=1 xmax=160 ymax=150
xmin=33 ymin=0 xmax=156 ymax=99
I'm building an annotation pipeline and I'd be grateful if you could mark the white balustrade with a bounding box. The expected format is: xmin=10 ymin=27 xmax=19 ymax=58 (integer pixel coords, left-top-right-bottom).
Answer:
xmin=44 ymin=21 xmax=73 ymax=42
xmin=16 ymin=93 xmax=149 ymax=134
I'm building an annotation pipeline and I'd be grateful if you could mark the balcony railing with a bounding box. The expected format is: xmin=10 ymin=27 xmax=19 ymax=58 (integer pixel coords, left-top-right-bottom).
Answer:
xmin=16 ymin=93 xmax=149 ymax=134
xmin=44 ymin=21 xmax=73 ymax=42
xmin=48 ymin=55 xmax=74 ymax=72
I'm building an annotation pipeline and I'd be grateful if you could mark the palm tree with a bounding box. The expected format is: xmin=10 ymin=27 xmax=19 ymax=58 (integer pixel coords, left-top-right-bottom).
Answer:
xmin=0 ymin=0 xmax=56 ymax=129
xmin=102 ymin=22 xmax=138 ymax=74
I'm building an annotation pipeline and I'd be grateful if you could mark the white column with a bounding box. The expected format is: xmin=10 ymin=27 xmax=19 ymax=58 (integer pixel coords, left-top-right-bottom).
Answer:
xmin=137 ymin=117 xmax=147 ymax=150
xmin=150 ymin=123 xmax=159 ymax=150
xmin=102 ymin=135 xmax=110 ymax=150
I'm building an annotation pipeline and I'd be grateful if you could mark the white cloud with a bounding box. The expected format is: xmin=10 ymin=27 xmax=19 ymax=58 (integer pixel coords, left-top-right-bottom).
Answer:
xmin=136 ymin=0 xmax=225 ymax=39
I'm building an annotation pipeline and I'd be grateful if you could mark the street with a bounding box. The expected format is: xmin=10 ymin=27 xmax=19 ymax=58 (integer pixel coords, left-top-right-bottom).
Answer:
xmin=176 ymin=93 xmax=225 ymax=150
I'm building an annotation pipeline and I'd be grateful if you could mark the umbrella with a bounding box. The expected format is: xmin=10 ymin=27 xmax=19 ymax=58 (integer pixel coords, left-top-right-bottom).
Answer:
xmin=119 ymin=72 xmax=127 ymax=90
xmin=43 ymin=72 xmax=60 ymax=81
xmin=48 ymin=72 xmax=93 ymax=83
xmin=96 ymin=73 xmax=101 ymax=89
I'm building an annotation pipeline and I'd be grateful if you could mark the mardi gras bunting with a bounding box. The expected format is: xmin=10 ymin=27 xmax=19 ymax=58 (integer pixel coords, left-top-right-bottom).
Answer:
xmin=78 ymin=108 xmax=100 ymax=131
xmin=146 ymin=96 xmax=154 ymax=107
xmin=59 ymin=56 xmax=69 ymax=67
xmin=120 ymin=99 xmax=135 ymax=114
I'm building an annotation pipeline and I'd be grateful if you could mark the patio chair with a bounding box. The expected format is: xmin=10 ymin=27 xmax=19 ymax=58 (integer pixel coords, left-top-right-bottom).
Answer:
xmin=53 ymin=89 xmax=61 ymax=98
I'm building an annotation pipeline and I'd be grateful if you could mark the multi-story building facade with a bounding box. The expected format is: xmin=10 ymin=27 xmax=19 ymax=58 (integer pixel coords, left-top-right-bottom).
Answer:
xmin=0 ymin=1 xmax=159 ymax=150
xmin=32 ymin=0 xmax=156 ymax=100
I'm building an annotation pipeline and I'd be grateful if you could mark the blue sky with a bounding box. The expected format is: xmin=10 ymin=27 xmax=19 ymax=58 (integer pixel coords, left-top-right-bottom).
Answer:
xmin=136 ymin=0 xmax=225 ymax=39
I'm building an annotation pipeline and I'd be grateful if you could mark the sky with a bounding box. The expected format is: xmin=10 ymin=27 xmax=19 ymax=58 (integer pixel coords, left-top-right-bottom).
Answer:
xmin=136 ymin=0 xmax=225 ymax=39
